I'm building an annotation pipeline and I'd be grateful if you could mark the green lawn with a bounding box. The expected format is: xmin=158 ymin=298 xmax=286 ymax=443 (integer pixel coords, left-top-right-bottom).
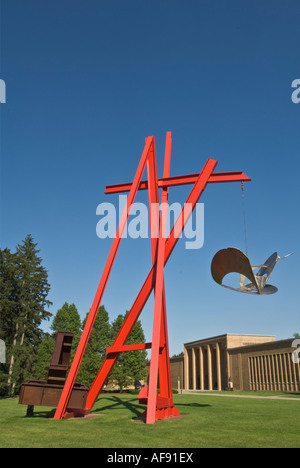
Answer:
xmin=0 ymin=393 xmax=299 ymax=448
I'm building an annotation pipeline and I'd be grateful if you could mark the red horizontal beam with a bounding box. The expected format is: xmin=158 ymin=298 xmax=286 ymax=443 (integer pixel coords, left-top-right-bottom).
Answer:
xmin=105 ymin=171 xmax=251 ymax=194
xmin=106 ymin=342 xmax=152 ymax=353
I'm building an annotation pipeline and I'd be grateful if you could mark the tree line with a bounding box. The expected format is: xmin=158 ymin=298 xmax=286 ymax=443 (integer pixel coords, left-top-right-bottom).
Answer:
xmin=0 ymin=235 xmax=147 ymax=396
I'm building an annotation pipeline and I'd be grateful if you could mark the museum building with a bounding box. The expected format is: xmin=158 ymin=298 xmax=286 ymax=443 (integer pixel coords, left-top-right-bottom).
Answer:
xmin=169 ymin=334 xmax=299 ymax=392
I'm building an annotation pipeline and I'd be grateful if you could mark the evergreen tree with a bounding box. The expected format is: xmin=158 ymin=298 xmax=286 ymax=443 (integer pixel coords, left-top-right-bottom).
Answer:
xmin=34 ymin=303 xmax=81 ymax=381
xmin=33 ymin=333 xmax=55 ymax=380
xmin=0 ymin=249 xmax=20 ymax=344
xmin=0 ymin=248 xmax=20 ymax=395
xmin=51 ymin=302 xmax=82 ymax=347
xmin=0 ymin=235 xmax=52 ymax=395
xmin=110 ymin=313 xmax=147 ymax=391
xmin=110 ymin=314 xmax=129 ymax=390
xmin=125 ymin=312 xmax=147 ymax=384
xmin=77 ymin=305 xmax=112 ymax=387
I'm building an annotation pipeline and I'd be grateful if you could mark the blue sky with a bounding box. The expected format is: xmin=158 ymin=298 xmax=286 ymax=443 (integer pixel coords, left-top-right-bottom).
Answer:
xmin=0 ymin=0 xmax=299 ymax=356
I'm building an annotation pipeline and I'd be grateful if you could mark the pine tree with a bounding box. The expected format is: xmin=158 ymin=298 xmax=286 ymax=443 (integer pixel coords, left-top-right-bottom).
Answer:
xmin=0 ymin=248 xmax=20 ymax=395
xmin=125 ymin=313 xmax=147 ymax=385
xmin=110 ymin=314 xmax=129 ymax=390
xmin=51 ymin=302 xmax=82 ymax=347
xmin=110 ymin=313 xmax=147 ymax=391
xmin=77 ymin=305 xmax=112 ymax=387
xmin=0 ymin=249 xmax=20 ymax=344
xmin=5 ymin=235 xmax=52 ymax=395
xmin=33 ymin=334 xmax=55 ymax=380
xmin=34 ymin=303 xmax=82 ymax=381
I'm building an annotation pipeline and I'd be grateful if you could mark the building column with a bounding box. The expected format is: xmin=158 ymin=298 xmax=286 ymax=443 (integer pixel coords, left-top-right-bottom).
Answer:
xmin=207 ymin=344 xmax=212 ymax=390
xmin=226 ymin=350 xmax=231 ymax=388
xmin=216 ymin=342 xmax=222 ymax=391
xmin=199 ymin=346 xmax=204 ymax=390
xmin=271 ymin=355 xmax=277 ymax=391
xmin=274 ymin=354 xmax=280 ymax=391
xmin=184 ymin=347 xmax=189 ymax=390
xmin=192 ymin=347 xmax=196 ymax=390
xmin=279 ymin=354 xmax=284 ymax=391
xmin=283 ymin=354 xmax=289 ymax=391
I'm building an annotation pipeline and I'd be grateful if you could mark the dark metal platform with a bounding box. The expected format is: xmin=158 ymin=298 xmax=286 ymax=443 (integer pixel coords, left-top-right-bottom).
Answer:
xmin=19 ymin=331 xmax=89 ymax=415
xmin=19 ymin=380 xmax=88 ymax=409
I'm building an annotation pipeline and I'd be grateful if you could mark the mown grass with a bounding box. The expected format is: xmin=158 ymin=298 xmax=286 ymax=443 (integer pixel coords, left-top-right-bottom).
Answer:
xmin=0 ymin=393 xmax=299 ymax=448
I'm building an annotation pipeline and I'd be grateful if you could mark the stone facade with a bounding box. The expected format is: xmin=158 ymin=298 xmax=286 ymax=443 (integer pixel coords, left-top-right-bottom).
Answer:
xmin=228 ymin=338 xmax=299 ymax=391
xmin=170 ymin=334 xmax=300 ymax=392
xmin=146 ymin=334 xmax=299 ymax=392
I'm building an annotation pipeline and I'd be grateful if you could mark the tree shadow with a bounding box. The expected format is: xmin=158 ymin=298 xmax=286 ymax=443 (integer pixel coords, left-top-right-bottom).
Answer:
xmin=175 ymin=402 xmax=211 ymax=408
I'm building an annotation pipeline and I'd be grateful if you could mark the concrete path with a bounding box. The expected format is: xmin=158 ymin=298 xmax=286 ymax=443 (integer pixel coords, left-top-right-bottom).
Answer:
xmin=181 ymin=390 xmax=300 ymax=401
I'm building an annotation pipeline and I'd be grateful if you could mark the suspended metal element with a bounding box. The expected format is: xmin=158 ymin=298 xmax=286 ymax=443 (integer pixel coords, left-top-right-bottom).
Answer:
xmin=211 ymin=247 xmax=293 ymax=295
xmin=241 ymin=181 xmax=248 ymax=257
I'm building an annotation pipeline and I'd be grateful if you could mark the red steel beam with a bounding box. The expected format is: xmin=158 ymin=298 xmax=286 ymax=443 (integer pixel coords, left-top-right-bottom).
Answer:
xmin=156 ymin=136 xmax=173 ymax=407
xmin=85 ymin=157 xmax=218 ymax=412
xmin=147 ymin=133 xmax=173 ymax=402
xmin=105 ymin=171 xmax=251 ymax=194
xmin=146 ymin=132 xmax=172 ymax=424
xmin=53 ymin=136 xmax=154 ymax=420
xmin=146 ymin=134 xmax=173 ymax=411
xmin=106 ymin=342 xmax=152 ymax=353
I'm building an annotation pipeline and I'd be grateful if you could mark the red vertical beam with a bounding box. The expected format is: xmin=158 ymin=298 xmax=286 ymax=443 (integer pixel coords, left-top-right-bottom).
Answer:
xmin=146 ymin=137 xmax=160 ymax=255
xmin=146 ymin=132 xmax=172 ymax=424
xmin=85 ymin=158 xmax=217 ymax=412
xmin=54 ymin=136 xmax=154 ymax=419
xmin=158 ymin=290 xmax=172 ymax=402
xmin=157 ymin=134 xmax=173 ymax=403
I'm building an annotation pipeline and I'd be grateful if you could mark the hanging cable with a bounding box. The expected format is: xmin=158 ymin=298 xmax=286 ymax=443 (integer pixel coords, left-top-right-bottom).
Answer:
xmin=241 ymin=181 xmax=248 ymax=257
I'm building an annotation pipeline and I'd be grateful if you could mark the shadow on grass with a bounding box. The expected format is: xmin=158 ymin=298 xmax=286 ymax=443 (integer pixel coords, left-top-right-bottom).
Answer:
xmin=20 ymin=395 xmax=212 ymax=420
xmin=23 ymin=408 xmax=56 ymax=419
xmin=92 ymin=395 xmax=211 ymax=419
xmin=93 ymin=395 xmax=144 ymax=418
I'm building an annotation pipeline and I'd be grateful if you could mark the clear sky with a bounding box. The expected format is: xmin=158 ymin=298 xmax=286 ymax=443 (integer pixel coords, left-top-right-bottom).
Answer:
xmin=0 ymin=0 xmax=299 ymax=356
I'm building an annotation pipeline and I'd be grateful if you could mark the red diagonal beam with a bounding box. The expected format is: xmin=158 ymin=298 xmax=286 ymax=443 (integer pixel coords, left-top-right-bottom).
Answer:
xmin=54 ymin=136 xmax=154 ymax=420
xmin=85 ymin=157 xmax=218 ymax=412
xmin=105 ymin=171 xmax=251 ymax=194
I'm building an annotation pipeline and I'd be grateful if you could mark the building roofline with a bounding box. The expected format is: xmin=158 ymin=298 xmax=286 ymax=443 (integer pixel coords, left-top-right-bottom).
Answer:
xmin=227 ymin=337 xmax=295 ymax=352
xmin=184 ymin=333 xmax=276 ymax=347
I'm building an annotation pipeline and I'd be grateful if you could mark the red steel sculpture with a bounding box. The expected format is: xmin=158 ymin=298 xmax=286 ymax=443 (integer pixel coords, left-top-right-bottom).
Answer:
xmin=54 ymin=132 xmax=250 ymax=423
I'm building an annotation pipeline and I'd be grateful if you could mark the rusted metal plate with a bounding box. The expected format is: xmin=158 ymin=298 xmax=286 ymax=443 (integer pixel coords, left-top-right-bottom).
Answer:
xmin=18 ymin=331 xmax=89 ymax=412
xmin=19 ymin=380 xmax=88 ymax=409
